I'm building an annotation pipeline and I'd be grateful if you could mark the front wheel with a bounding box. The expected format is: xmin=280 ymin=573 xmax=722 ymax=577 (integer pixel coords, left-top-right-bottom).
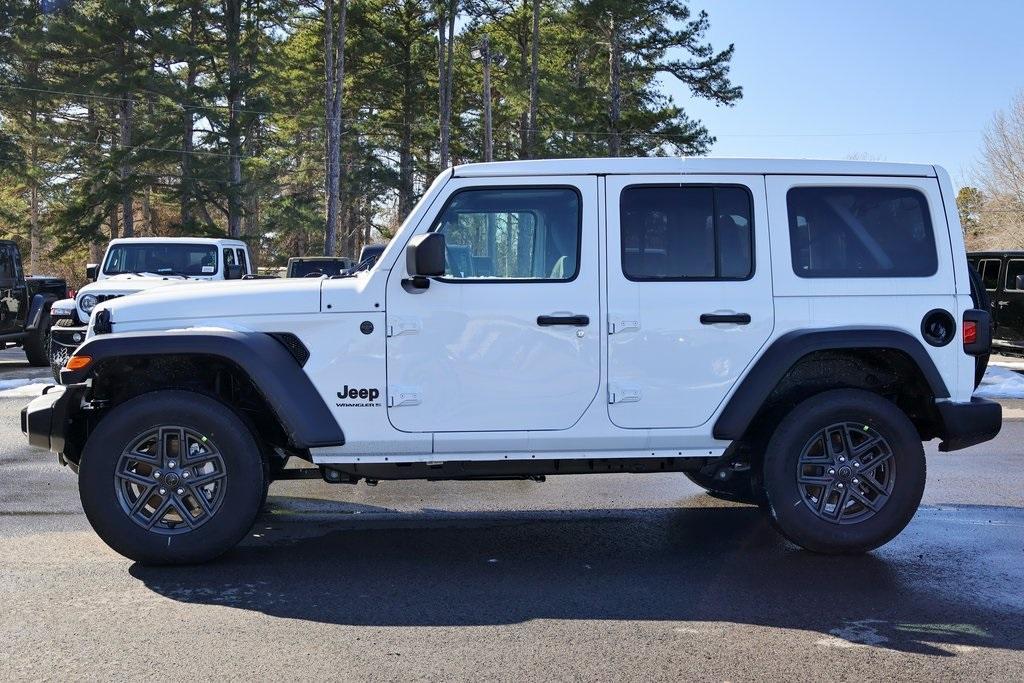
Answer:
xmin=762 ymin=389 xmax=925 ymax=554
xmin=78 ymin=390 xmax=266 ymax=565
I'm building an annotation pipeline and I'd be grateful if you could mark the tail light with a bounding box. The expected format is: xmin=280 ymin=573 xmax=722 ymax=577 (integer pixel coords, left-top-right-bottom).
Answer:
xmin=963 ymin=320 xmax=978 ymax=346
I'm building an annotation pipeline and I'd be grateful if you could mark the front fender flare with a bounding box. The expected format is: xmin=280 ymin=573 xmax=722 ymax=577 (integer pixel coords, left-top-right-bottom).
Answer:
xmin=63 ymin=330 xmax=344 ymax=448
xmin=27 ymin=293 xmax=59 ymax=331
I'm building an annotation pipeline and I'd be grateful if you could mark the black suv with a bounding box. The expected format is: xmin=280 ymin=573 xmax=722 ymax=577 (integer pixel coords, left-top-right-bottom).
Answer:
xmin=0 ymin=240 xmax=68 ymax=365
xmin=969 ymin=251 xmax=1024 ymax=356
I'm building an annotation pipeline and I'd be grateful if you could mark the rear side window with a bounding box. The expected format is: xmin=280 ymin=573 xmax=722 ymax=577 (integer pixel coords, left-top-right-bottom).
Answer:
xmin=237 ymin=249 xmax=249 ymax=275
xmin=787 ymin=186 xmax=936 ymax=278
xmin=620 ymin=185 xmax=753 ymax=280
xmin=1004 ymin=260 xmax=1024 ymax=291
xmin=978 ymin=259 xmax=1001 ymax=291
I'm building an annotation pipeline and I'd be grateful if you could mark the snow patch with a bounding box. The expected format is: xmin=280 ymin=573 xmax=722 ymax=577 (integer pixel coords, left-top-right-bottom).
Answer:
xmin=974 ymin=365 xmax=1024 ymax=399
xmin=0 ymin=382 xmax=52 ymax=398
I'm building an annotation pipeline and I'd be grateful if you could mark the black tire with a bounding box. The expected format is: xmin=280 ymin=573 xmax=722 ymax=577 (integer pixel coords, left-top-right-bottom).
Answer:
xmin=23 ymin=310 xmax=51 ymax=367
xmin=78 ymin=390 xmax=266 ymax=565
xmin=968 ymin=266 xmax=991 ymax=389
xmin=684 ymin=471 xmax=765 ymax=506
xmin=763 ymin=389 xmax=925 ymax=554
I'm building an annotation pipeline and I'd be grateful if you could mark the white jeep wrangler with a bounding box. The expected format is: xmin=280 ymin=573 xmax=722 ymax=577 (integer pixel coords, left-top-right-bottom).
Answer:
xmin=23 ymin=158 xmax=1000 ymax=565
xmin=48 ymin=237 xmax=252 ymax=380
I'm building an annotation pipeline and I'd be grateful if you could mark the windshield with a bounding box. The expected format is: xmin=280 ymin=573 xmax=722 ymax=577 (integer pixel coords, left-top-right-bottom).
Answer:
xmin=103 ymin=243 xmax=219 ymax=277
xmin=289 ymin=259 xmax=352 ymax=277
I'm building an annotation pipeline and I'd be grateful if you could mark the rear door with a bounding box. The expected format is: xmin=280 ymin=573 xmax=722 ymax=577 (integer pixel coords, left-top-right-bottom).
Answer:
xmin=604 ymin=175 xmax=774 ymax=428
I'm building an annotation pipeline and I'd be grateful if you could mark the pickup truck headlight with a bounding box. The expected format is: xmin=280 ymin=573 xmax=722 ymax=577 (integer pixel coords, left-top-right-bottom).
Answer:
xmin=79 ymin=294 xmax=98 ymax=313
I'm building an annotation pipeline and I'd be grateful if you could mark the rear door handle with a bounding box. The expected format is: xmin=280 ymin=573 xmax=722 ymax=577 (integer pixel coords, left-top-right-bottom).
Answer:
xmin=700 ymin=313 xmax=751 ymax=325
xmin=537 ymin=314 xmax=590 ymax=327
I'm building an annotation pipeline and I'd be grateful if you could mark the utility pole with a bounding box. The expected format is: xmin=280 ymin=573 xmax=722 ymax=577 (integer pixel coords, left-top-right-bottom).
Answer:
xmin=471 ymin=35 xmax=506 ymax=162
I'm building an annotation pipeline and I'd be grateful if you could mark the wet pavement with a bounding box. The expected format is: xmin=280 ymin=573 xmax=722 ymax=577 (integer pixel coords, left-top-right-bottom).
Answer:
xmin=1 ymin=347 xmax=1023 ymax=680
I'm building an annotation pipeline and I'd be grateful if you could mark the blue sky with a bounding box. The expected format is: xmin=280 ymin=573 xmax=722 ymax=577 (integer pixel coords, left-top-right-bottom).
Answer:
xmin=670 ymin=0 xmax=1023 ymax=187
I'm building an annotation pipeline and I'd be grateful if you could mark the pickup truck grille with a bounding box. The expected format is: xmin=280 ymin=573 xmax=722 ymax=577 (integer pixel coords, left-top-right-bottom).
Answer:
xmin=95 ymin=294 xmax=124 ymax=304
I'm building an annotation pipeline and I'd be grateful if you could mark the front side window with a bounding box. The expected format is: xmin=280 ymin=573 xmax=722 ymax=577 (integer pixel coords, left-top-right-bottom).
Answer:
xmin=104 ymin=243 xmax=218 ymax=277
xmin=619 ymin=185 xmax=753 ymax=280
xmin=432 ymin=187 xmax=580 ymax=281
xmin=978 ymin=259 xmax=1001 ymax=291
xmin=788 ymin=186 xmax=936 ymax=278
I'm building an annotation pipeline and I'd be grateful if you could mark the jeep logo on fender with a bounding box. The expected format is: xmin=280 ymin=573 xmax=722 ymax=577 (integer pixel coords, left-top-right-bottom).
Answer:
xmin=336 ymin=385 xmax=381 ymax=407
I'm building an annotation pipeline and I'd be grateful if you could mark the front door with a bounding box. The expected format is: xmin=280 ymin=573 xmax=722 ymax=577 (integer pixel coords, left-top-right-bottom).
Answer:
xmin=385 ymin=177 xmax=600 ymax=433
xmin=604 ymin=175 xmax=774 ymax=429
xmin=997 ymin=257 xmax=1024 ymax=344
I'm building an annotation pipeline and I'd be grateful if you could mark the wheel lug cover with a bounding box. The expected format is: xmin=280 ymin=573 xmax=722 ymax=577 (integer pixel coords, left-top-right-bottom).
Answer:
xmin=176 ymin=488 xmax=184 ymax=495
xmin=154 ymin=471 xmax=161 ymax=479
xmin=159 ymin=488 xmax=166 ymax=495
xmin=168 ymin=461 xmax=176 ymax=468
xmin=829 ymin=469 xmax=835 ymax=475
xmin=182 ymin=471 xmax=190 ymax=479
xmin=837 ymin=483 xmax=844 ymax=489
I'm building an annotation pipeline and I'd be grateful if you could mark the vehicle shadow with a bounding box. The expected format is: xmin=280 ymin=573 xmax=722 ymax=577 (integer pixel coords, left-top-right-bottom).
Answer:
xmin=129 ymin=500 xmax=1024 ymax=656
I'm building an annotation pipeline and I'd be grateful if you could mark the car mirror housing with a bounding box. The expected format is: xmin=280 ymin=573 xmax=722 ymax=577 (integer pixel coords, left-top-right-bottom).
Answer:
xmin=406 ymin=233 xmax=446 ymax=278
xmin=85 ymin=263 xmax=99 ymax=281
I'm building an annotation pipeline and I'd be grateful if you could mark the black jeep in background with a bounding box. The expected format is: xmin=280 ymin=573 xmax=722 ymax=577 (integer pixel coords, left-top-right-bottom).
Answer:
xmin=969 ymin=251 xmax=1024 ymax=356
xmin=0 ymin=240 xmax=68 ymax=366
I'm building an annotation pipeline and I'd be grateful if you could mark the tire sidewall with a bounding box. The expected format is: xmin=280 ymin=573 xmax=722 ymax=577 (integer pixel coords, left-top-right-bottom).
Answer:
xmin=764 ymin=389 xmax=926 ymax=553
xmin=79 ymin=390 xmax=265 ymax=565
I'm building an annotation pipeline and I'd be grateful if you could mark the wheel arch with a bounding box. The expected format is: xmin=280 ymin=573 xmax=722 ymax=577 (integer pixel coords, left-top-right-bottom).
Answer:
xmin=26 ymin=292 xmax=58 ymax=331
xmin=64 ymin=330 xmax=344 ymax=451
xmin=714 ymin=328 xmax=948 ymax=443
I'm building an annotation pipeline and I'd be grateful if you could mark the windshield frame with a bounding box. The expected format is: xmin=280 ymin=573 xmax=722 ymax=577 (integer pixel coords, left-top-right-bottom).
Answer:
xmin=102 ymin=242 xmax=220 ymax=277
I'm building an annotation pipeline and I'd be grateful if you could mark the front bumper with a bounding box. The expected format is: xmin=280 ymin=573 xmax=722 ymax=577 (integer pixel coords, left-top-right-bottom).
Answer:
xmin=50 ymin=324 xmax=87 ymax=372
xmin=21 ymin=384 xmax=86 ymax=462
xmin=936 ymin=397 xmax=1002 ymax=452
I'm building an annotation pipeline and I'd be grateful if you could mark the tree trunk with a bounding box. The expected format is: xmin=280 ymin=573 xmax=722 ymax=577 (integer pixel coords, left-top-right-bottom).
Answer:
xmin=482 ymin=34 xmax=493 ymax=162
xmin=181 ymin=1 xmax=199 ymax=229
xmin=607 ymin=14 xmax=621 ymax=157
xmin=436 ymin=1 xmax=455 ymax=169
xmin=528 ymin=0 xmax=540 ymax=157
xmin=398 ymin=40 xmax=414 ymax=218
xmin=324 ymin=0 xmax=348 ymax=256
xmin=119 ymin=91 xmax=134 ymax=236
xmin=225 ymin=0 xmax=243 ymax=238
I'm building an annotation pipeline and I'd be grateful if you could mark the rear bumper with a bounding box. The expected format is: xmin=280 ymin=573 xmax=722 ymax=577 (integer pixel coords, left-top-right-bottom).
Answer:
xmin=21 ymin=384 xmax=86 ymax=459
xmin=935 ymin=397 xmax=1002 ymax=452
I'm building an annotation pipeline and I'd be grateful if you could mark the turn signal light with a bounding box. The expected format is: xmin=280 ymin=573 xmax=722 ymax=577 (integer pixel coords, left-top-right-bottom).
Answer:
xmin=963 ymin=321 xmax=978 ymax=346
xmin=66 ymin=355 xmax=92 ymax=371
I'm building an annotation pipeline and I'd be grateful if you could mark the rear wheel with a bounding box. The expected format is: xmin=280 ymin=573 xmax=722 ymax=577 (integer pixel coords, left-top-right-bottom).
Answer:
xmin=762 ymin=389 xmax=925 ymax=554
xmin=78 ymin=390 xmax=266 ymax=565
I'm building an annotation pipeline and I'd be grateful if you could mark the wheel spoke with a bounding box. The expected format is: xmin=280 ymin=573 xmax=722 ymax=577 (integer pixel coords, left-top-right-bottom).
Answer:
xmin=190 ymin=470 xmax=226 ymax=488
xmin=117 ymin=467 xmax=154 ymax=488
xmin=848 ymin=487 xmax=880 ymax=512
xmin=189 ymin=485 xmax=215 ymax=517
xmin=828 ymin=487 xmax=850 ymax=520
xmin=816 ymin=482 xmax=834 ymax=513
xmin=129 ymin=485 xmax=157 ymax=515
xmin=798 ymin=472 xmax=831 ymax=485
xmin=145 ymin=495 xmax=174 ymax=529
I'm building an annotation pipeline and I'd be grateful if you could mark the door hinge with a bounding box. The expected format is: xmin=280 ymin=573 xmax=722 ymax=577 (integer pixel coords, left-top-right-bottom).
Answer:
xmin=608 ymin=383 xmax=642 ymax=404
xmin=387 ymin=385 xmax=422 ymax=407
xmin=387 ymin=317 xmax=421 ymax=337
xmin=608 ymin=316 xmax=640 ymax=335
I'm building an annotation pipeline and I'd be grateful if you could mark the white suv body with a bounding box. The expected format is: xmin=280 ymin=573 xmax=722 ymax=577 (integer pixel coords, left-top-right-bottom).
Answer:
xmin=24 ymin=158 xmax=1000 ymax=564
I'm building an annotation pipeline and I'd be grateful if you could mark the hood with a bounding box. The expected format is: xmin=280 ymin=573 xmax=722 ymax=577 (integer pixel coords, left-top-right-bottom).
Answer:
xmin=98 ymin=277 xmax=324 ymax=326
xmin=80 ymin=273 xmax=196 ymax=297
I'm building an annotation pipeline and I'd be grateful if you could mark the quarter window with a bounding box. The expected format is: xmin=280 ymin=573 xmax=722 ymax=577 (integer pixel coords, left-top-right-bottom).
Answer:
xmin=787 ymin=186 xmax=936 ymax=278
xmin=619 ymin=185 xmax=753 ymax=280
xmin=237 ymin=249 xmax=249 ymax=275
xmin=432 ymin=187 xmax=580 ymax=281
xmin=978 ymin=259 xmax=1001 ymax=291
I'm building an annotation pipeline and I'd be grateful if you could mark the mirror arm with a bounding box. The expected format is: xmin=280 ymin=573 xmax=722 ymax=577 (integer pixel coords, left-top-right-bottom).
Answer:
xmin=401 ymin=275 xmax=431 ymax=293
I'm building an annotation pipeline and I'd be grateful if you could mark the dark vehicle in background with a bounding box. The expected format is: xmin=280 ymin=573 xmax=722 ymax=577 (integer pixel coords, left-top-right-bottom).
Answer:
xmin=0 ymin=240 xmax=68 ymax=366
xmin=285 ymin=256 xmax=356 ymax=278
xmin=356 ymin=243 xmax=386 ymax=270
xmin=969 ymin=251 xmax=1024 ymax=356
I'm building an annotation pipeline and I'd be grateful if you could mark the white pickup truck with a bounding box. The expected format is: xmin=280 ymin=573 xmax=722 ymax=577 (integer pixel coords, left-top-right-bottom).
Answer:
xmin=48 ymin=237 xmax=252 ymax=379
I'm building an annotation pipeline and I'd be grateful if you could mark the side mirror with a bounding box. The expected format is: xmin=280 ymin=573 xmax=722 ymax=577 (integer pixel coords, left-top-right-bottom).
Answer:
xmin=85 ymin=263 xmax=98 ymax=281
xmin=405 ymin=232 xmax=446 ymax=284
xmin=225 ymin=264 xmax=244 ymax=280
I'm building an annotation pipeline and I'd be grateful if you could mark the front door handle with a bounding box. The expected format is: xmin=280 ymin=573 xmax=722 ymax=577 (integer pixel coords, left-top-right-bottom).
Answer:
xmin=700 ymin=312 xmax=751 ymax=325
xmin=537 ymin=314 xmax=590 ymax=327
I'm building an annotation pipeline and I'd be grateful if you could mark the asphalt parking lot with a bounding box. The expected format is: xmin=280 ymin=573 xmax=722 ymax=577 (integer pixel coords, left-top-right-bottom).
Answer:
xmin=1 ymin=347 xmax=1023 ymax=681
